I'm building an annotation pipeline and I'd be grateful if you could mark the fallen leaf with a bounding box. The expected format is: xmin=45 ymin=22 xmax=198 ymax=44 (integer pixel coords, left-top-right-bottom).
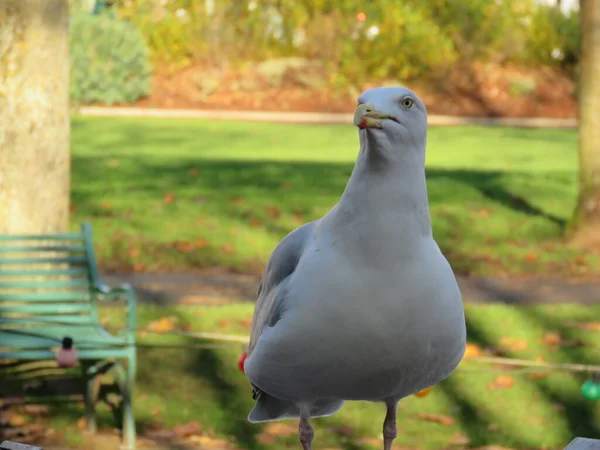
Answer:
xmin=524 ymin=253 xmax=539 ymax=263
xmin=101 ymin=202 xmax=111 ymax=210
xmin=487 ymin=375 xmax=515 ymax=390
xmin=249 ymin=217 xmax=263 ymax=228
xmin=230 ymin=226 xmax=239 ymax=236
xmin=334 ymin=425 xmax=355 ymax=437
xmin=175 ymin=241 xmax=194 ymax=253
xmin=109 ymin=159 xmax=119 ymax=168
xmin=133 ymin=263 xmax=146 ymax=272
xmin=147 ymin=316 xmax=178 ymax=333
xmin=217 ymin=320 xmax=230 ymax=329
xmin=146 ymin=429 xmax=175 ymax=439
xmin=237 ymin=317 xmax=252 ymax=328
xmin=282 ymin=182 xmax=293 ymax=190
xmin=266 ymin=205 xmax=281 ymax=219
xmin=263 ymin=422 xmax=297 ymax=437
xmin=257 ymin=434 xmax=276 ymax=445
xmin=151 ymin=408 xmax=162 ymax=416
xmin=542 ymin=332 xmax=562 ymax=347
xmin=292 ymin=212 xmax=303 ymax=222
xmin=173 ymin=421 xmax=202 ymax=438
xmin=69 ymin=203 xmax=77 ymax=213
xmin=7 ymin=414 xmax=27 ymax=427
xmin=128 ymin=247 xmax=140 ymax=259
xmin=478 ymin=208 xmax=490 ymax=218
xmin=529 ymin=371 xmax=550 ymax=380
xmin=229 ymin=197 xmax=244 ymax=205
xmin=575 ymin=321 xmax=600 ymax=331
xmin=220 ymin=243 xmax=235 ymax=254
xmin=575 ymin=256 xmax=587 ymax=266
xmin=499 ymin=337 xmax=528 ymax=351
xmin=418 ymin=413 xmax=455 ymax=426
xmin=186 ymin=435 xmax=231 ymax=449
xmin=188 ymin=168 xmax=200 ymax=177
xmin=487 ymin=423 xmax=500 ymax=431
xmin=76 ymin=417 xmax=87 ymax=430
xmin=163 ymin=193 xmax=176 ymax=204
xmin=463 ymin=343 xmax=483 ymax=359
xmin=449 ymin=432 xmax=471 ymax=446
xmin=195 ymin=237 xmax=209 ymax=248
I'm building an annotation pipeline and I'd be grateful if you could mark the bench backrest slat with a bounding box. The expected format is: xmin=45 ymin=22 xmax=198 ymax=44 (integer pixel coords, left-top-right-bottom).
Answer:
xmin=0 ymin=223 xmax=102 ymax=333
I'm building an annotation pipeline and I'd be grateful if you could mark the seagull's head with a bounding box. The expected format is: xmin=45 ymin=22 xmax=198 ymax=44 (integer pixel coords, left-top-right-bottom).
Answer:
xmin=354 ymin=86 xmax=427 ymax=152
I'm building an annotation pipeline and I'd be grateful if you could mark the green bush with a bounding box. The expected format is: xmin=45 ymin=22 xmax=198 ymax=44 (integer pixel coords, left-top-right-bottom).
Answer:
xmin=106 ymin=0 xmax=579 ymax=87
xmin=523 ymin=6 xmax=580 ymax=70
xmin=69 ymin=12 xmax=152 ymax=106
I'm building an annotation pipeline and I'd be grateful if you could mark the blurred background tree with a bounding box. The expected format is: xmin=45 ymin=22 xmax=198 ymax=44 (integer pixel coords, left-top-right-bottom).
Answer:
xmin=0 ymin=0 xmax=70 ymax=234
xmin=569 ymin=0 xmax=600 ymax=243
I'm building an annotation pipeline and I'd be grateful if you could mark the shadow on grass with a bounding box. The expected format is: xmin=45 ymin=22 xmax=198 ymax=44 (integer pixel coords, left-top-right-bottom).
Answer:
xmin=188 ymin=347 xmax=263 ymax=450
xmin=72 ymin=155 xmax=572 ymax=275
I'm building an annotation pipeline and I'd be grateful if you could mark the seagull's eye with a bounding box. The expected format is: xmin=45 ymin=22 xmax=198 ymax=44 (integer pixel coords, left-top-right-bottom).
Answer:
xmin=401 ymin=98 xmax=414 ymax=109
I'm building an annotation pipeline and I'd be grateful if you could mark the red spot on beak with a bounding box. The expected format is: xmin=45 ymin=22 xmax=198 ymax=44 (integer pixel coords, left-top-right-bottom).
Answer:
xmin=359 ymin=118 xmax=368 ymax=129
xmin=238 ymin=353 xmax=248 ymax=372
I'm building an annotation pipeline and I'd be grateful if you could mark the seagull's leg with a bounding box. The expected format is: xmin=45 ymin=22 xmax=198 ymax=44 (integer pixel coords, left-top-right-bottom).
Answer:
xmin=298 ymin=402 xmax=314 ymax=450
xmin=383 ymin=399 xmax=398 ymax=450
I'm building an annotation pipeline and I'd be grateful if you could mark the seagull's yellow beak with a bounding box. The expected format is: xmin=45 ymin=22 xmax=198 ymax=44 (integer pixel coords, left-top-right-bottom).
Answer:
xmin=353 ymin=104 xmax=394 ymax=129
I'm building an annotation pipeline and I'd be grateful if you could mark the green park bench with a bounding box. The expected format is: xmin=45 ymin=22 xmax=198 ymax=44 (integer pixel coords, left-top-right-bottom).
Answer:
xmin=0 ymin=222 xmax=137 ymax=448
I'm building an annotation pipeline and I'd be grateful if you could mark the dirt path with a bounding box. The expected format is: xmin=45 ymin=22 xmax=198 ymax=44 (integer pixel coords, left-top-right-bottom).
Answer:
xmin=102 ymin=272 xmax=600 ymax=306
xmin=79 ymin=106 xmax=578 ymax=128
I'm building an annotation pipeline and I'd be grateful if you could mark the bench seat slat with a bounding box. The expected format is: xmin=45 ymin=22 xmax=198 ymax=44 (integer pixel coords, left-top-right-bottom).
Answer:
xmin=0 ymin=233 xmax=83 ymax=241
xmin=0 ymin=246 xmax=85 ymax=253
xmin=0 ymin=292 xmax=91 ymax=301
xmin=0 ymin=315 xmax=95 ymax=326
xmin=0 ymin=268 xmax=89 ymax=277
xmin=0 ymin=280 xmax=90 ymax=289
xmin=0 ymin=257 xmax=87 ymax=264
xmin=0 ymin=348 xmax=132 ymax=360
xmin=0 ymin=328 xmax=129 ymax=348
xmin=0 ymin=304 xmax=93 ymax=314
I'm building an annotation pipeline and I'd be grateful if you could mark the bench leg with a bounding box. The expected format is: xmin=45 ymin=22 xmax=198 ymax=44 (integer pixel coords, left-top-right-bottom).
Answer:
xmin=81 ymin=362 xmax=100 ymax=434
xmin=113 ymin=357 xmax=136 ymax=450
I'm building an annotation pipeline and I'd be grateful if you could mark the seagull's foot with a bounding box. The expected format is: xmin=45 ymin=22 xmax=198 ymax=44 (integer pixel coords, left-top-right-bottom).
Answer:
xmin=298 ymin=402 xmax=314 ymax=450
xmin=383 ymin=400 xmax=398 ymax=450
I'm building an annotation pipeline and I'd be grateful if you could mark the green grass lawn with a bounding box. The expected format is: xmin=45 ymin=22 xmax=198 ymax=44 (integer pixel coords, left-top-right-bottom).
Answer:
xmin=71 ymin=116 xmax=591 ymax=277
xmin=17 ymin=302 xmax=600 ymax=450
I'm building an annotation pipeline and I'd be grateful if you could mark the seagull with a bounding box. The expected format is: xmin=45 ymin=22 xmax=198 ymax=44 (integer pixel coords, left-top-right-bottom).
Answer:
xmin=243 ymin=86 xmax=466 ymax=450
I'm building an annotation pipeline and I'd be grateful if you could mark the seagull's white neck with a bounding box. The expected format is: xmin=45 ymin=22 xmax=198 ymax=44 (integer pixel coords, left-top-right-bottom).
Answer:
xmin=324 ymin=132 xmax=432 ymax=262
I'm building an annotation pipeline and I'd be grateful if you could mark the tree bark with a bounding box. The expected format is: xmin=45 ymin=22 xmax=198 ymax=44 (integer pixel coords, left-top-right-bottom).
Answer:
xmin=569 ymin=0 xmax=600 ymax=242
xmin=0 ymin=0 xmax=70 ymax=235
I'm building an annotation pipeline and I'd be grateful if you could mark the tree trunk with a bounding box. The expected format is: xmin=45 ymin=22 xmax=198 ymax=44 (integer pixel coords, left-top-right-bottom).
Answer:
xmin=569 ymin=0 xmax=600 ymax=243
xmin=0 ymin=0 xmax=70 ymax=235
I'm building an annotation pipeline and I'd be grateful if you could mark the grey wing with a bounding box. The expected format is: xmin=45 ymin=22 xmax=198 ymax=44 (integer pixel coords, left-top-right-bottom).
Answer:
xmin=248 ymin=221 xmax=316 ymax=355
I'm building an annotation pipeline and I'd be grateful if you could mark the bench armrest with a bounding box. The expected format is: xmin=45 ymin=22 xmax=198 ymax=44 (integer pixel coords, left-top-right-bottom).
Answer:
xmin=93 ymin=283 xmax=137 ymax=334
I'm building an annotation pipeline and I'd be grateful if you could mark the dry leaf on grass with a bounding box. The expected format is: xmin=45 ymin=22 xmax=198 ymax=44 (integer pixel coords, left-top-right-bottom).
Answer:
xmin=449 ymin=432 xmax=471 ymax=446
xmin=418 ymin=413 xmax=455 ymax=426
xmin=220 ymin=243 xmax=235 ymax=255
xmin=147 ymin=316 xmax=179 ymax=333
xmin=463 ymin=343 xmax=483 ymax=359
xmin=542 ymin=332 xmax=562 ymax=346
xmin=574 ymin=321 xmax=600 ymax=331
xmin=195 ymin=237 xmax=209 ymax=248
xmin=487 ymin=375 xmax=515 ymax=390
xmin=263 ymin=422 xmax=298 ymax=437
xmin=499 ymin=337 xmax=528 ymax=351
xmin=163 ymin=193 xmax=176 ymax=204
xmin=173 ymin=421 xmax=202 ymax=438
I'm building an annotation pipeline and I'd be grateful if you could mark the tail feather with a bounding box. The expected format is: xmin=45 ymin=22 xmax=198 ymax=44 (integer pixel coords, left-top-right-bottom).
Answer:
xmin=247 ymin=394 xmax=344 ymax=423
